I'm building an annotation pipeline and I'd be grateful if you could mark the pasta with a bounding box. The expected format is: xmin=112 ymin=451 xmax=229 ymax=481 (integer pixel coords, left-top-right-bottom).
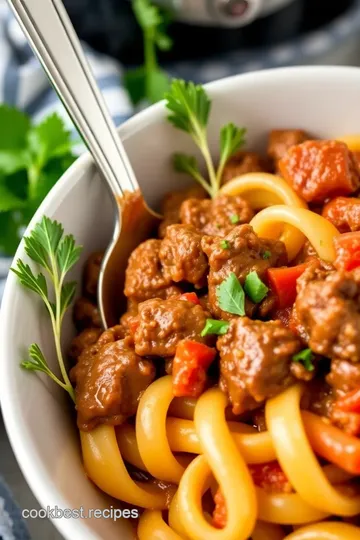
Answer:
xmin=70 ymin=129 xmax=360 ymax=539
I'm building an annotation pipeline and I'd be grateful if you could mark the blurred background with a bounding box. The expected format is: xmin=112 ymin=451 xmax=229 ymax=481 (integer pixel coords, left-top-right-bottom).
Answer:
xmin=1 ymin=0 xmax=360 ymax=539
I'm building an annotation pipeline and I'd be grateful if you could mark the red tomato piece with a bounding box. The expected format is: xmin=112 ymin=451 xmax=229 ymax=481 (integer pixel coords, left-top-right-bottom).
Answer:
xmin=248 ymin=462 xmax=292 ymax=493
xmin=322 ymin=196 xmax=360 ymax=233
xmin=172 ymin=340 xmax=216 ymax=398
xmin=179 ymin=292 xmax=200 ymax=305
xmin=212 ymin=489 xmax=227 ymax=529
xmin=267 ymin=263 xmax=309 ymax=309
xmin=334 ymin=388 xmax=360 ymax=414
xmin=334 ymin=232 xmax=360 ymax=271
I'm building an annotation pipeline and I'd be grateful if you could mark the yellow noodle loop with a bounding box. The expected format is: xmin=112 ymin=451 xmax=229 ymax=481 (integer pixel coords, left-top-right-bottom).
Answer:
xmin=175 ymin=388 xmax=257 ymax=540
xmin=256 ymin=488 xmax=329 ymax=524
xmin=80 ymin=426 xmax=172 ymax=508
xmin=250 ymin=205 xmax=339 ymax=261
xmin=136 ymin=376 xmax=185 ymax=484
xmin=251 ymin=521 xmax=285 ymax=540
xmin=283 ymin=521 xmax=360 ymax=540
xmin=138 ymin=510 xmax=184 ymax=540
xmin=336 ymin=134 xmax=360 ymax=152
xmin=266 ymin=385 xmax=360 ymax=516
xmin=220 ymin=172 xmax=307 ymax=210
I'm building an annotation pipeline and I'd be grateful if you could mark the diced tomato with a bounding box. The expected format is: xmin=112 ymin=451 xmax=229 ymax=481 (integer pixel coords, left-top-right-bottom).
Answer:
xmin=273 ymin=306 xmax=292 ymax=327
xmin=322 ymin=196 xmax=360 ymax=233
xmin=248 ymin=462 xmax=292 ymax=493
xmin=334 ymin=232 xmax=360 ymax=271
xmin=267 ymin=263 xmax=309 ymax=309
xmin=172 ymin=340 xmax=216 ymax=398
xmin=212 ymin=489 xmax=227 ymax=529
xmin=179 ymin=292 xmax=200 ymax=305
xmin=334 ymin=388 xmax=360 ymax=414
xmin=302 ymin=410 xmax=360 ymax=475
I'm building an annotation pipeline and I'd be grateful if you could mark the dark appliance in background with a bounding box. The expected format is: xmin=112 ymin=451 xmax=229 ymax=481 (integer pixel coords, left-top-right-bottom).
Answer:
xmin=63 ymin=0 xmax=356 ymax=64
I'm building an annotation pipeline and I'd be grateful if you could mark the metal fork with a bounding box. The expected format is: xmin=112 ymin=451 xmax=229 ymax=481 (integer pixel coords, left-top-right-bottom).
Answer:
xmin=7 ymin=0 xmax=161 ymax=328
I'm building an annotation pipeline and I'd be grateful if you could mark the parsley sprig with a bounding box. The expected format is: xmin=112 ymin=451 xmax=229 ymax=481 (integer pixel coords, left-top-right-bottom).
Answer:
xmin=293 ymin=348 xmax=315 ymax=372
xmin=12 ymin=216 xmax=82 ymax=401
xmin=125 ymin=0 xmax=173 ymax=105
xmin=0 ymin=106 xmax=76 ymax=255
xmin=165 ymin=80 xmax=246 ymax=198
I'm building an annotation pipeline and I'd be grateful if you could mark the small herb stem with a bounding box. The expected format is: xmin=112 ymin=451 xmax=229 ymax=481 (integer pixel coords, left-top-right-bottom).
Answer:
xmin=144 ymin=28 xmax=156 ymax=99
xmin=216 ymin=156 xmax=227 ymax=191
xmin=200 ymin=137 xmax=217 ymax=196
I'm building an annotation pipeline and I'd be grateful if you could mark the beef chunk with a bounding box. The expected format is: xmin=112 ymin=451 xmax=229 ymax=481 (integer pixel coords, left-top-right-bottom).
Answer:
xmin=279 ymin=140 xmax=360 ymax=203
xmin=326 ymin=359 xmax=360 ymax=394
xmin=71 ymin=334 xmax=155 ymax=431
xmin=69 ymin=327 xmax=102 ymax=361
xmin=267 ymin=129 xmax=309 ymax=170
xmin=159 ymin=224 xmax=208 ymax=288
xmin=158 ymin=185 xmax=206 ymax=238
xmin=133 ymin=298 xmax=208 ymax=357
xmin=83 ymin=251 xmax=103 ymax=298
xmin=294 ymin=268 xmax=360 ymax=362
xmin=222 ymin=151 xmax=270 ymax=184
xmin=180 ymin=194 xmax=254 ymax=237
xmin=124 ymin=239 xmax=181 ymax=303
xmin=201 ymin=224 xmax=287 ymax=320
xmin=322 ymin=196 xmax=360 ymax=233
xmin=217 ymin=318 xmax=301 ymax=414
xmin=73 ymin=297 xmax=102 ymax=330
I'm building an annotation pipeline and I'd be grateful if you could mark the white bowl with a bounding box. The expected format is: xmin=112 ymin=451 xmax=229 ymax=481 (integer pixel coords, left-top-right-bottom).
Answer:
xmin=2 ymin=66 xmax=360 ymax=540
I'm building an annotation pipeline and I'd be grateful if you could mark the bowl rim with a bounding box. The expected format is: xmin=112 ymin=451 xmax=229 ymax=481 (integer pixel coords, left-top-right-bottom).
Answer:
xmin=2 ymin=65 xmax=360 ymax=540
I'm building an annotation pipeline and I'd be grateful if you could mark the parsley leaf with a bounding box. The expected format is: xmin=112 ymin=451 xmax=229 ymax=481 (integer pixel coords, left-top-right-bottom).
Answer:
xmin=220 ymin=240 xmax=230 ymax=250
xmin=230 ymin=214 xmax=239 ymax=224
xmin=165 ymin=80 xmax=246 ymax=198
xmin=0 ymin=106 xmax=76 ymax=255
xmin=217 ymin=272 xmax=245 ymax=316
xmin=244 ymin=271 xmax=269 ymax=303
xmin=263 ymin=250 xmax=271 ymax=260
xmin=125 ymin=0 xmax=172 ymax=105
xmin=201 ymin=319 xmax=230 ymax=337
xmin=12 ymin=216 xmax=83 ymax=401
xmin=292 ymin=348 xmax=315 ymax=372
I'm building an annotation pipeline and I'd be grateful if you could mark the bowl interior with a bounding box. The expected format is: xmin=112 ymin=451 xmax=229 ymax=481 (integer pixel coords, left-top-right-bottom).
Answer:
xmin=2 ymin=66 xmax=360 ymax=540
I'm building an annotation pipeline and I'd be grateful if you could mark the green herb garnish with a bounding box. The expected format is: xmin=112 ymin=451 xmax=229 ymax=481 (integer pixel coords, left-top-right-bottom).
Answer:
xmin=262 ymin=250 xmax=271 ymax=260
xmin=165 ymin=80 xmax=246 ymax=198
xmin=0 ymin=106 xmax=76 ymax=255
xmin=216 ymin=272 xmax=245 ymax=316
xmin=201 ymin=319 xmax=230 ymax=337
xmin=124 ymin=0 xmax=173 ymax=105
xmin=244 ymin=271 xmax=269 ymax=303
xmin=12 ymin=216 xmax=82 ymax=401
xmin=220 ymin=240 xmax=230 ymax=250
xmin=230 ymin=214 xmax=240 ymax=224
xmin=292 ymin=348 xmax=315 ymax=372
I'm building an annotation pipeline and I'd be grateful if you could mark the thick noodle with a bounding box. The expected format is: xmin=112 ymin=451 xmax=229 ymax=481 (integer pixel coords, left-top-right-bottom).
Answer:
xmin=250 ymin=205 xmax=339 ymax=261
xmin=266 ymin=385 xmax=360 ymax=516
xmin=283 ymin=522 xmax=360 ymax=539
xmin=80 ymin=426 xmax=173 ymax=508
xmin=175 ymin=388 xmax=257 ymax=540
xmin=138 ymin=510 xmax=184 ymax=540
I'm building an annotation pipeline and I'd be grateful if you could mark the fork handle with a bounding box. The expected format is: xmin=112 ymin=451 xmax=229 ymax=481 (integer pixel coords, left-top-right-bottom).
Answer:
xmin=7 ymin=0 xmax=138 ymax=198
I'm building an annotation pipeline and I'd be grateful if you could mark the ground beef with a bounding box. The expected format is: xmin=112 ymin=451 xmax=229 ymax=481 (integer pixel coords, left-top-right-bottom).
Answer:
xmin=69 ymin=327 xmax=103 ymax=361
xmin=222 ymin=151 xmax=270 ymax=184
xmin=158 ymin=185 xmax=206 ymax=238
xmin=83 ymin=251 xmax=103 ymax=298
xmin=133 ymin=298 xmax=209 ymax=357
xmin=180 ymin=194 xmax=254 ymax=237
xmin=124 ymin=239 xmax=181 ymax=303
xmin=267 ymin=129 xmax=309 ymax=170
xmin=201 ymin=224 xmax=287 ymax=320
xmin=326 ymin=359 xmax=360 ymax=394
xmin=322 ymin=196 xmax=360 ymax=233
xmin=217 ymin=318 xmax=301 ymax=414
xmin=71 ymin=334 xmax=155 ymax=431
xmin=293 ymin=268 xmax=360 ymax=362
xmin=159 ymin=224 xmax=208 ymax=288
xmin=279 ymin=140 xmax=360 ymax=203
xmin=73 ymin=297 xmax=102 ymax=330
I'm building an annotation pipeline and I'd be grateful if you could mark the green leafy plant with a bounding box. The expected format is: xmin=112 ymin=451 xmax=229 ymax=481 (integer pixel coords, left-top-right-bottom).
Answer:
xmin=217 ymin=272 xmax=245 ymax=317
xmin=165 ymin=79 xmax=246 ymax=198
xmin=293 ymin=348 xmax=315 ymax=372
xmin=12 ymin=216 xmax=83 ymax=401
xmin=124 ymin=0 xmax=173 ymax=105
xmin=0 ymin=106 xmax=76 ymax=256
